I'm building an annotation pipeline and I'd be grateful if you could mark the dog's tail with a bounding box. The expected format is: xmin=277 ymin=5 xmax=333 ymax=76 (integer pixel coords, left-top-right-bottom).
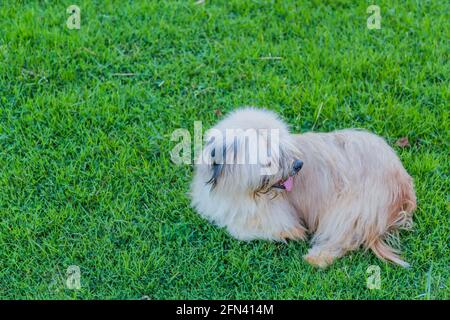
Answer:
xmin=370 ymin=170 xmax=416 ymax=268
xmin=370 ymin=239 xmax=410 ymax=268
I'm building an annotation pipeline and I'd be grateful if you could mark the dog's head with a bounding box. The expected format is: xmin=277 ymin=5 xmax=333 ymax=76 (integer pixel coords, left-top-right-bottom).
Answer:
xmin=195 ymin=108 xmax=303 ymax=198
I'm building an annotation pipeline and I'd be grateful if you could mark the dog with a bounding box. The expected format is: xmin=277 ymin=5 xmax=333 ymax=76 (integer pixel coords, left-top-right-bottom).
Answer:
xmin=191 ymin=108 xmax=416 ymax=268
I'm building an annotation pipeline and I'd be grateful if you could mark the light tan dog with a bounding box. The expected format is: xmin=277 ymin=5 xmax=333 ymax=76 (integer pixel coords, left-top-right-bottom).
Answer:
xmin=191 ymin=108 xmax=416 ymax=268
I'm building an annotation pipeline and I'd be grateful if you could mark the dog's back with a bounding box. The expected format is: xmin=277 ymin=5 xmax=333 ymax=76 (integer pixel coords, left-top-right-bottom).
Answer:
xmin=291 ymin=129 xmax=416 ymax=267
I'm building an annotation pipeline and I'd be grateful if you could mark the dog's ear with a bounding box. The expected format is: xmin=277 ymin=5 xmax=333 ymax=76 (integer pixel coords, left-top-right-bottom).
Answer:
xmin=205 ymin=138 xmax=224 ymax=187
xmin=205 ymin=135 xmax=239 ymax=188
xmin=206 ymin=161 xmax=223 ymax=188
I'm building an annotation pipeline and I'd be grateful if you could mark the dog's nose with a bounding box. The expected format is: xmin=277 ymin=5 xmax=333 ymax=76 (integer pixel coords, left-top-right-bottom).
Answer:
xmin=292 ymin=159 xmax=304 ymax=173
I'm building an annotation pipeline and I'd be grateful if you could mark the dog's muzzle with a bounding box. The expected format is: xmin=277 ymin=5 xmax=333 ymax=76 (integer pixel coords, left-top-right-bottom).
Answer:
xmin=272 ymin=159 xmax=304 ymax=192
xmin=291 ymin=159 xmax=304 ymax=176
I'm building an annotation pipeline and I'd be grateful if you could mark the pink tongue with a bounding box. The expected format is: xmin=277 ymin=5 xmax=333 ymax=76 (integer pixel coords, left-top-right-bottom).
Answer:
xmin=282 ymin=176 xmax=294 ymax=192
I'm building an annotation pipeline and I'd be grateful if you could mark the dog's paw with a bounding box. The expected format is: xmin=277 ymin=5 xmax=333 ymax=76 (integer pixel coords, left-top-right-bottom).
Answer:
xmin=278 ymin=226 xmax=306 ymax=241
xmin=303 ymin=251 xmax=335 ymax=268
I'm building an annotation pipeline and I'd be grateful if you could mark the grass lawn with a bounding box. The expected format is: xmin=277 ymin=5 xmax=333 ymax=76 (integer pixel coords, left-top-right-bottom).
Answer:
xmin=0 ymin=0 xmax=448 ymax=299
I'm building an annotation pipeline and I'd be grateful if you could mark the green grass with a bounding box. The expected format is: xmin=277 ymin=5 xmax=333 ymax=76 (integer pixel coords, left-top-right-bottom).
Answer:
xmin=0 ymin=0 xmax=448 ymax=299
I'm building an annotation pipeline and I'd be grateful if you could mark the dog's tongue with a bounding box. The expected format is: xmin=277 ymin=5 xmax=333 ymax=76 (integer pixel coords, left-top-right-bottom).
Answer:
xmin=283 ymin=176 xmax=294 ymax=192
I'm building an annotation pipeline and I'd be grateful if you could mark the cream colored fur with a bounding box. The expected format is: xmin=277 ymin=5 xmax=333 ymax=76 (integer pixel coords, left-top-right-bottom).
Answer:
xmin=190 ymin=108 xmax=416 ymax=268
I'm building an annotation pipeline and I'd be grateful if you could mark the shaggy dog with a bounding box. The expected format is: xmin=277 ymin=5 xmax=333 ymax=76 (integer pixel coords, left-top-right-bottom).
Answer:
xmin=191 ymin=108 xmax=416 ymax=268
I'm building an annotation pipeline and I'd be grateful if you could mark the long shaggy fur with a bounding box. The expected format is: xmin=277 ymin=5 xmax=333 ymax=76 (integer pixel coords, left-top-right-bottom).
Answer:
xmin=191 ymin=107 xmax=416 ymax=268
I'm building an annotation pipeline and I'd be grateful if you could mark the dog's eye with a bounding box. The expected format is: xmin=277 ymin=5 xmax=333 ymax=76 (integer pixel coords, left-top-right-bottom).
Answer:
xmin=262 ymin=161 xmax=271 ymax=168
